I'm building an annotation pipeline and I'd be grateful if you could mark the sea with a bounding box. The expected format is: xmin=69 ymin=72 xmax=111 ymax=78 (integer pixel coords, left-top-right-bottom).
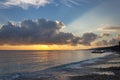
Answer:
xmin=0 ymin=50 xmax=112 ymax=80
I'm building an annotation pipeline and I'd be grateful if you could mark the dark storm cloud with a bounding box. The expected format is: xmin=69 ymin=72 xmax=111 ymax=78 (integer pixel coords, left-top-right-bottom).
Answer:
xmin=0 ymin=19 xmax=75 ymax=45
xmin=0 ymin=19 xmax=99 ymax=45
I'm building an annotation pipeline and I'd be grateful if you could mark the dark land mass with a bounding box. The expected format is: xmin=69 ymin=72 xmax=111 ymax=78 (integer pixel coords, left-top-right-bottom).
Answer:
xmin=90 ymin=45 xmax=120 ymax=52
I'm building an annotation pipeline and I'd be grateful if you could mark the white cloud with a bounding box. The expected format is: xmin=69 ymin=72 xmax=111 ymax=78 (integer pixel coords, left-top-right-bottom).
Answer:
xmin=0 ymin=0 xmax=51 ymax=9
xmin=0 ymin=0 xmax=91 ymax=9
xmin=60 ymin=0 xmax=90 ymax=7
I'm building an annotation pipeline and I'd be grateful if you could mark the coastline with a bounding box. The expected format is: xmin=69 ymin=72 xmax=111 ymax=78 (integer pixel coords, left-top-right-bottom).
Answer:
xmin=7 ymin=52 xmax=120 ymax=80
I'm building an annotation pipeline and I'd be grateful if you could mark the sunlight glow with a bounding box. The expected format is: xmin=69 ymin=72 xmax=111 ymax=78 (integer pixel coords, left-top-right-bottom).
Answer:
xmin=0 ymin=44 xmax=90 ymax=50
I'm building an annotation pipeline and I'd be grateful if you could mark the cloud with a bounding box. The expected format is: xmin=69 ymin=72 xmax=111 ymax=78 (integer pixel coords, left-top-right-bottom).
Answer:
xmin=0 ymin=18 xmax=99 ymax=46
xmin=93 ymin=34 xmax=120 ymax=46
xmin=0 ymin=0 xmax=51 ymax=9
xmin=60 ymin=0 xmax=93 ymax=7
xmin=93 ymin=40 xmax=109 ymax=46
xmin=3 ymin=20 xmax=118 ymax=47
xmin=60 ymin=0 xmax=82 ymax=7
xmin=0 ymin=0 xmax=96 ymax=9
xmin=0 ymin=19 xmax=74 ymax=45
xmin=100 ymin=33 xmax=110 ymax=37
xmin=115 ymin=34 xmax=120 ymax=40
xmin=98 ymin=26 xmax=120 ymax=32
xmin=109 ymin=34 xmax=120 ymax=46
xmin=80 ymin=32 xmax=99 ymax=45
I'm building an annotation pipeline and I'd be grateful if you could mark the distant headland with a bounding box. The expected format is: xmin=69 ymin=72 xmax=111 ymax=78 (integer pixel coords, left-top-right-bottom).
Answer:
xmin=91 ymin=41 xmax=120 ymax=53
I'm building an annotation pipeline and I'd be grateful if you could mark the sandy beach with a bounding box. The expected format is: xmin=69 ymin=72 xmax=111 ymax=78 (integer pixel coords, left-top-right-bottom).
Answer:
xmin=12 ymin=52 xmax=120 ymax=80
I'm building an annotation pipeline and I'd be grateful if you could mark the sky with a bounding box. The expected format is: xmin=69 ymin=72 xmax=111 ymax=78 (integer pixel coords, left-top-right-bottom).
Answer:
xmin=0 ymin=0 xmax=120 ymax=50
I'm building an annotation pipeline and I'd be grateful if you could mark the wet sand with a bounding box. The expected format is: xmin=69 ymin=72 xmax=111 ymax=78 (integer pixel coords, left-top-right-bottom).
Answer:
xmin=15 ymin=52 xmax=120 ymax=80
xmin=69 ymin=53 xmax=120 ymax=80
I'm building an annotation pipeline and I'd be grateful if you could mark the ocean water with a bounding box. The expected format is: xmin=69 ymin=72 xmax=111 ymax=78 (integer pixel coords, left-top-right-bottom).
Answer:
xmin=0 ymin=50 xmax=111 ymax=80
